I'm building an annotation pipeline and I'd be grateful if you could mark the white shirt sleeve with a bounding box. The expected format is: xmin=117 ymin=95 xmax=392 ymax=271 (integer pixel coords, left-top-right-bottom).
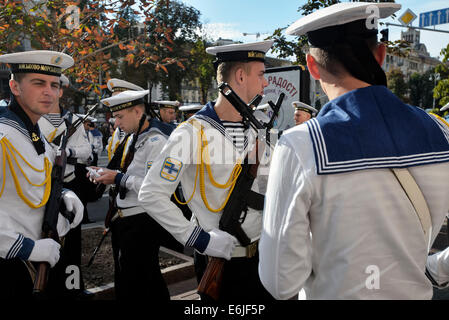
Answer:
xmin=258 ymin=136 xmax=314 ymax=300
xmin=138 ymin=123 xmax=198 ymax=245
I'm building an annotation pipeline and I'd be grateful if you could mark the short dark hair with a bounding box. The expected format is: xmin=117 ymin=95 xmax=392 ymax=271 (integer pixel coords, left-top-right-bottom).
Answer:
xmin=308 ymin=35 xmax=378 ymax=77
xmin=11 ymin=73 xmax=27 ymax=83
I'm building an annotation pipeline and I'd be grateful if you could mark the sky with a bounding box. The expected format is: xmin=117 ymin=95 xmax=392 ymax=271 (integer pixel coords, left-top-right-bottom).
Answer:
xmin=180 ymin=0 xmax=449 ymax=60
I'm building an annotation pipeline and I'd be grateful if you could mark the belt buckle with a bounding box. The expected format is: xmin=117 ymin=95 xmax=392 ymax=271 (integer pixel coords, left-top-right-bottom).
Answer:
xmin=246 ymin=240 xmax=258 ymax=258
xmin=117 ymin=209 xmax=124 ymax=218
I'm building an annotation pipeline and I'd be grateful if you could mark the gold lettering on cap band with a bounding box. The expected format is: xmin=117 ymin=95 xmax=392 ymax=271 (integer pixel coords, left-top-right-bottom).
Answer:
xmin=110 ymin=101 xmax=134 ymax=112
xmin=113 ymin=87 xmax=129 ymax=93
xmin=247 ymin=51 xmax=265 ymax=59
xmin=17 ymin=63 xmax=62 ymax=74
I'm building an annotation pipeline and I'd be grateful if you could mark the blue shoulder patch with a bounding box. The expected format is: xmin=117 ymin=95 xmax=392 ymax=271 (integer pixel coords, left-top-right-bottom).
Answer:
xmin=160 ymin=157 xmax=183 ymax=182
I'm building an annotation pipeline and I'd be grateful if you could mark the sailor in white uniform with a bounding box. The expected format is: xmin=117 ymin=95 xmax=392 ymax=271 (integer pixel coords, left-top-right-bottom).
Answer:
xmin=37 ymin=73 xmax=92 ymax=297
xmin=105 ymin=78 xmax=143 ymax=163
xmin=154 ymin=100 xmax=180 ymax=125
xmin=292 ymin=101 xmax=317 ymax=125
xmin=88 ymin=90 xmax=174 ymax=300
xmin=38 ymin=75 xmax=92 ymax=186
xmin=258 ymin=2 xmax=449 ymax=300
xmin=138 ymin=40 xmax=276 ymax=302
xmin=0 ymin=50 xmax=84 ymax=298
xmin=179 ymin=104 xmax=202 ymax=121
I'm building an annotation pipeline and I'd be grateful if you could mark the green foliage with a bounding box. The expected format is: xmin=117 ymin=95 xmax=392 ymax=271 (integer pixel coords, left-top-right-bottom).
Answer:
xmin=434 ymin=79 xmax=449 ymax=107
xmin=386 ymin=68 xmax=407 ymax=101
xmin=408 ymin=70 xmax=435 ymax=109
xmin=189 ymin=38 xmax=216 ymax=104
xmin=145 ymin=0 xmax=202 ymax=100
xmin=433 ymin=44 xmax=449 ymax=108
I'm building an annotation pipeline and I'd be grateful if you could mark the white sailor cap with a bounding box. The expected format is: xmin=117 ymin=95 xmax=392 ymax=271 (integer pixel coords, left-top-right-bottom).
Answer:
xmin=206 ymin=40 xmax=274 ymax=68
xmin=60 ymin=74 xmax=70 ymax=87
xmin=441 ymin=102 xmax=449 ymax=112
xmin=0 ymin=50 xmax=74 ymax=76
xmin=101 ymin=90 xmax=149 ymax=113
xmin=154 ymin=100 xmax=181 ymax=109
xmin=286 ymin=2 xmax=401 ymax=46
xmin=107 ymin=78 xmax=144 ymax=93
xmin=292 ymin=101 xmax=318 ymax=116
xmin=179 ymin=104 xmax=202 ymax=112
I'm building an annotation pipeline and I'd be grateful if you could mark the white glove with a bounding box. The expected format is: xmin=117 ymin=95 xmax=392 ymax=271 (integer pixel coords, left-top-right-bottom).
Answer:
xmin=61 ymin=190 xmax=84 ymax=229
xmin=204 ymin=229 xmax=238 ymax=261
xmin=28 ymin=238 xmax=61 ymax=268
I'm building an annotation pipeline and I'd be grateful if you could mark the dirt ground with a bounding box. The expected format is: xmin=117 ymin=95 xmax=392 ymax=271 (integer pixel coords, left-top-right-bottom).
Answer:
xmin=81 ymin=227 xmax=186 ymax=289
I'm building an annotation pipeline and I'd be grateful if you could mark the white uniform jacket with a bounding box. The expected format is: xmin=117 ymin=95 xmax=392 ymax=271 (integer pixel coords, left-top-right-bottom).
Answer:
xmin=138 ymin=102 xmax=271 ymax=248
xmin=38 ymin=111 xmax=92 ymax=181
xmin=259 ymin=86 xmax=449 ymax=300
xmin=0 ymin=106 xmax=55 ymax=260
xmin=115 ymin=122 xmax=169 ymax=209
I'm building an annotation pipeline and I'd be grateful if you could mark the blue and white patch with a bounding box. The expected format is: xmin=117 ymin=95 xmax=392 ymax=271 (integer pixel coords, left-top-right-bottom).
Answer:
xmin=160 ymin=157 xmax=183 ymax=181
xmin=150 ymin=136 xmax=159 ymax=142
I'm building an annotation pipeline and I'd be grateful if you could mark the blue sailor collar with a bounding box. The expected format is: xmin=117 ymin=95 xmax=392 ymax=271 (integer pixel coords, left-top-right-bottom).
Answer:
xmin=307 ymin=85 xmax=449 ymax=175
xmin=194 ymin=101 xmax=249 ymax=150
xmin=195 ymin=101 xmax=222 ymax=125
xmin=193 ymin=101 xmax=228 ymax=138
xmin=148 ymin=117 xmax=175 ymax=138
xmin=1 ymin=98 xmax=46 ymax=155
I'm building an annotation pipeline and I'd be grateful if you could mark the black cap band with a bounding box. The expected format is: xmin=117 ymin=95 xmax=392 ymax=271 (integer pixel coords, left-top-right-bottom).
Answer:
xmin=307 ymin=19 xmax=378 ymax=48
xmin=11 ymin=63 xmax=62 ymax=76
xmin=295 ymin=107 xmax=314 ymax=115
xmin=112 ymin=87 xmax=131 ymax=93
xmin=213 ymin=50 xmax=266 ymax=70
xmin=109 ymin=98 xmax=145 ymax=112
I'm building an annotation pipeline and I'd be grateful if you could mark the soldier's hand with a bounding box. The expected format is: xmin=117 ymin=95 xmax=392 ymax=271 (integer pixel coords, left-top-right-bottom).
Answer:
xmin=61 ymin=190 xmax=84 ymax=229
xmin=28 ymin=239 xmax=61 ymax=268
xmin=91 ymin=167 xmax=118 ymax=185
xmin=204 ymin=229 xmax=238 ymax=260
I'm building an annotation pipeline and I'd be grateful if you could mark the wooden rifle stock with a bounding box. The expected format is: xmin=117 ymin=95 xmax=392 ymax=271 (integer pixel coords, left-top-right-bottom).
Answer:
xmin=197 ymin=257 xmax=225 ymax=300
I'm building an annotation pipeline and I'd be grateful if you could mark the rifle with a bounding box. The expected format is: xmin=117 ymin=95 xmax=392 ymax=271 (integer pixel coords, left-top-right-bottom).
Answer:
xmin=33 ymin=104 xmax=99 ymax=295
xmin=145 ymin=102 xmax=162 ymax=121
xmin=51 ymin=104 xmax=98 ymax=146
xmin=197 ymin=83 xmax=284 ymax=301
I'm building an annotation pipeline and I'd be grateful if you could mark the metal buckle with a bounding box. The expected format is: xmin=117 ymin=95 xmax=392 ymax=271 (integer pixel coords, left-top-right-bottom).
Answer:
xmin=117 ymin=209 xmax=124 ymax=218
xmin=246 ymin=240 xmax=259 ymax=258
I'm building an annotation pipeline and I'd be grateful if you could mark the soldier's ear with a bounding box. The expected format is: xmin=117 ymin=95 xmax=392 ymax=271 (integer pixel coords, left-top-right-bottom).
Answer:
xmin=306 ymin=54 xmax=321 ymax=80
xmin=373 ymin=43 xmax=386 ymax=67
xmin=9 ymin=79 xmax=21 ymax=96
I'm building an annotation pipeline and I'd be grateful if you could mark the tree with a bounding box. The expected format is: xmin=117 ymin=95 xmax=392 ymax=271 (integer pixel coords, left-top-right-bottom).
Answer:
xmin=0 ymin=0 xmax=181 ymax=103
xmin=434 ymin=43 xmax=449 ymax=109
xmin=386 ymin=68 xmax=407 ymax=101
xmin=188 ymin=37 xmax=216 ymax=104
xmin=144 ymin=0 xmax=202 ymax=101
xmin=408 ymin=70 xmax=435 ymax=109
